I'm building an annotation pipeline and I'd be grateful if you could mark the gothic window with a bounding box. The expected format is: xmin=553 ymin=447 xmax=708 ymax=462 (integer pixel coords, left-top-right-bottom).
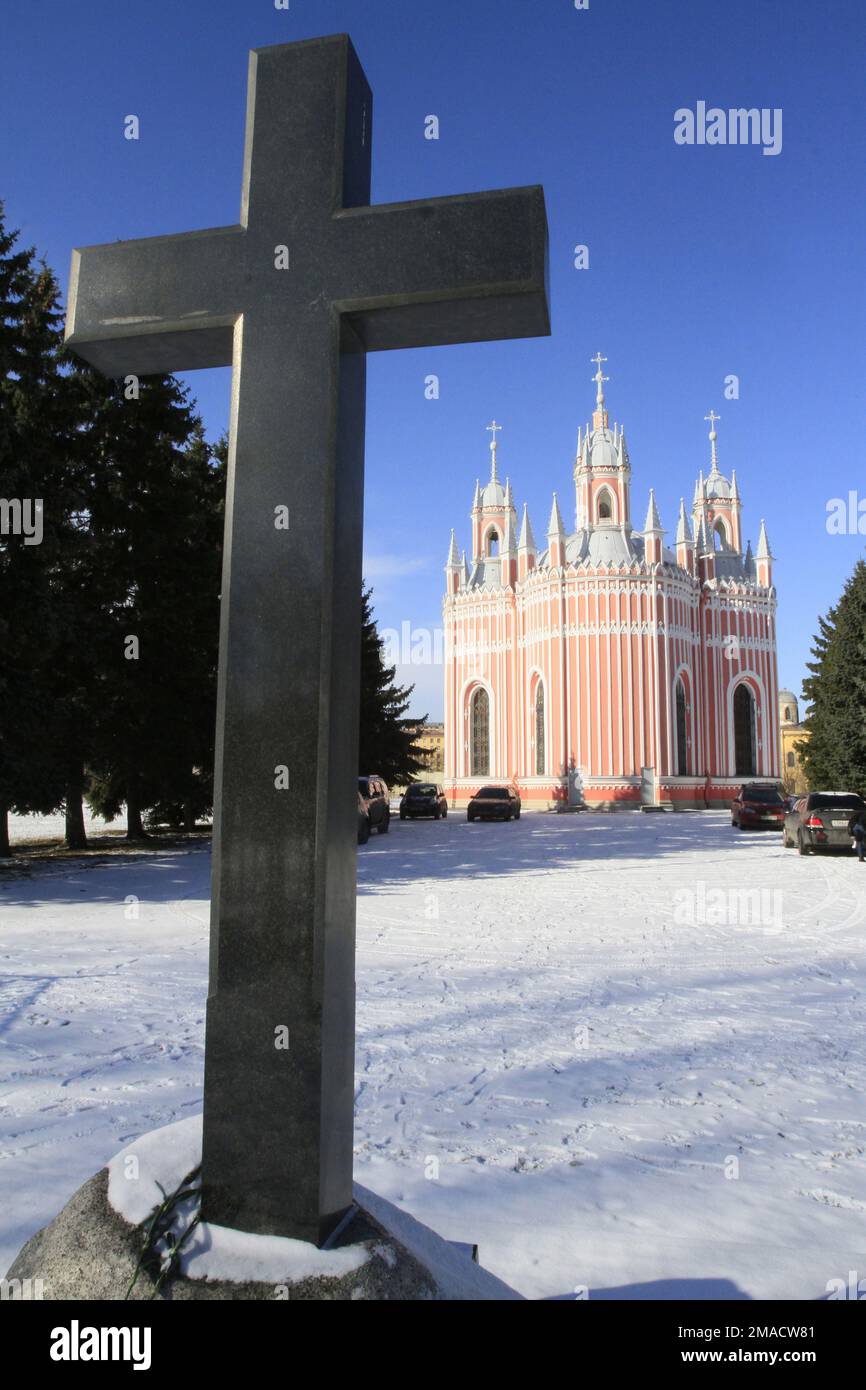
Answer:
xmin=597 ymin=490 xmax=613 ymax=521
xmin=713 ymin=519 xmax=727 ymax=551
xmin=675 ymin=679 xmax=688 ymax=775
xmin=487 ymin=530 xmax=499 ymax=557
xmin=535 ymin=682 xmax=545 ymax=775
xmin=734 ymin=683 xmax=757 ymax=777
xmin=471 ymin=688 xmax=490 ymax=776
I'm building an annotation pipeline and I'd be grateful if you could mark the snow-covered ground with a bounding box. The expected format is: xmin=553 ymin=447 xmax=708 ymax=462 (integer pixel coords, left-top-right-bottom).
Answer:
xmin=1 ymin=812 xmax=864 ymax=1300
xmin=7 ymin=808 xmax=127 ymax=844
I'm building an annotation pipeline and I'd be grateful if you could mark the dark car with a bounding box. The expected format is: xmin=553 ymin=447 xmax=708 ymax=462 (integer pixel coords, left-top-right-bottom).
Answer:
xmin=357 ymin=791 xmax=370 ymax=845
xmin=358 ymin=776 xmax=390 ymax=835
xmin=783 ymin=791 xmax=866 ymax=854
xmin=467 ymin=785 xmax=521 ymax=822
xmin=731 ymin=783 xmax=786 ymax=830
xmin=399 ymin=783 xmax=448 ymax=820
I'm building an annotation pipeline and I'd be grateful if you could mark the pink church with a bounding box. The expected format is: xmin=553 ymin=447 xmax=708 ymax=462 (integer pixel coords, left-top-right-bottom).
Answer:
xmin=442 ymin=356 xmax=780 ymax=810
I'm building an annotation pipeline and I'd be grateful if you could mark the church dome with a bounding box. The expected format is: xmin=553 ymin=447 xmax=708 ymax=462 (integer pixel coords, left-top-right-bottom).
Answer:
xmin=705 ymin=467 xmax=731 ymax=500
xmin=589 ymin=430 xmax=618 ymax=473
xmin=586 ymin=526 xmax=635 ymax=566
xmin=778 ymin=690 xmax=800 ymax=725
xmin=481 ymin=476 xmax=506 ymax=507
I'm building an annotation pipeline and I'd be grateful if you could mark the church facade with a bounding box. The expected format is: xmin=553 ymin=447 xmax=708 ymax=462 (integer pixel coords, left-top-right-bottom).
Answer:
xmin=442 ymin=358 xmax=780 ymax=810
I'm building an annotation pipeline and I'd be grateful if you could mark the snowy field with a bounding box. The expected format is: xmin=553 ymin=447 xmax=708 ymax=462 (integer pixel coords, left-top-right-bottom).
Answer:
xmin=1 ymin=812 xmax=864 ymax=1300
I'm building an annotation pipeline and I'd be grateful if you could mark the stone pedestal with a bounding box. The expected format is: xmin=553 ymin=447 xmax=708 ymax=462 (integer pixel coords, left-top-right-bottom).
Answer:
xmin=6 ymin=1120 xmax=521 ymax=1302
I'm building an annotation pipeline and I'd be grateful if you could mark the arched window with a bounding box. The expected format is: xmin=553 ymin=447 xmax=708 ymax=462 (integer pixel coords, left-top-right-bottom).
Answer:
xmin=675 ymin=679 xmax=688 ymax=775
xmin=471 ymin=688 xmax=490 ymax=776
xmin=786 ymin=751 xmax=795 ymax=768
xmin=535 ymin=682 xmax=545 ymax=775
xmin=713 ymin=519 xmax=727 ymax=551
xmin=597 ymin=489 xmax=613 ymax=521
xmin=784 ymin=706 xmax=792 ymax=723
xmin=486 ymin=530 xmax=499 ymax=557
xmin=734 ymin=684 xmax=757 ymax=776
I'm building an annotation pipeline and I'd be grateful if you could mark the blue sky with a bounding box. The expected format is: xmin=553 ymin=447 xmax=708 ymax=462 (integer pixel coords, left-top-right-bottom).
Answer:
xmin=3 ymin=0 xmax=864 ymax=719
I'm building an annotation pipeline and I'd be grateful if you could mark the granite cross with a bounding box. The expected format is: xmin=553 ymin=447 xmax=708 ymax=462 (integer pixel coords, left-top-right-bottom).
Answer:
xmin=65 ymin=34 xmax=549 ymax=1245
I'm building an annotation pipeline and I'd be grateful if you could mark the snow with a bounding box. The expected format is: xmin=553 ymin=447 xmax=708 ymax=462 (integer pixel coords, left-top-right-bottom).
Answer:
xmin=2 ymin=814 xmax=865 ymax=1300
xmin=7 ymin=808 xmax=127 ymax=844
xmin=108 ymin=1116 xmax=368 ymax=1284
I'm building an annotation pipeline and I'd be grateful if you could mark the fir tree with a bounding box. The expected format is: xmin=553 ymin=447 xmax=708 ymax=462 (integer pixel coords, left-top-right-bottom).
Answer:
xmin=81 ymin=378 xmax=224 ymax=840
xmin=799 ymin=558 xmax=866 ymax=794
xmin=358 ymin=586 xmax=426 ymax=786
xmin=0 ymin=204 xmax=77 ymax=854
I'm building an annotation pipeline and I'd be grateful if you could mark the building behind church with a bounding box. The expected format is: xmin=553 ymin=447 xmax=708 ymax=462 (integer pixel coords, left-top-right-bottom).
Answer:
xmin=442 ymin=358 xmax=780 ymax=810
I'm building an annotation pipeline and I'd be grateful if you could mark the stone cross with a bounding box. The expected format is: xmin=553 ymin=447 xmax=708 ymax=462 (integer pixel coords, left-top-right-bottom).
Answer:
xmin=65 ymin=35 xmax=549 ymax=1245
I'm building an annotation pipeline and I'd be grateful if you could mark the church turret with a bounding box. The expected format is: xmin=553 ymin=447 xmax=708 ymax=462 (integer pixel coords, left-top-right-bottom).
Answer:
xmin=696 ymin=511 xmax=715 ymax=582
xmin=675 ymin=496 xmax=694 ymax=573
xmin=472 ymin=420 xmax=510 ymax=562
xmin=693 ymin=412 xmax=742 ymax=556
xmin=518 ymin=501 xmax=537 ymax=579
xmin=445 ymin=528 xmax=461 ymax=594
xmin=643 ymin=489 xmax=664 ymax=565
xmin=547 ymin=491 xmax=566 ymax=568
xmin=501 ymin=497 xmax=518 ymax=587
xmin=574 ymin=353 xmax=632 ymax=531
xmin=756 ymin=519 xmax=772 ymax=587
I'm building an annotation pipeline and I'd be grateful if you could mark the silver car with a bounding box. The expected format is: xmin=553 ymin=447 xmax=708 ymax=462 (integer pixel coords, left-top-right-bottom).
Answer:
xmin=783 ymin=791 xmax=866 ymax=854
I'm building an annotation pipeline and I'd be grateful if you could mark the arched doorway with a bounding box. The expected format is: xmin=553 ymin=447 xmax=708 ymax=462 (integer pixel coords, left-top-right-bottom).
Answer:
xmin=534 ymin=682 xmax=545 ymax=775
xmin=675 ymin=679 xmax=688 ymax=775
xmin=470 ymin=688 xmax=490 ymax=776
xmin=733 ymin=684 xmax=756 ymax=776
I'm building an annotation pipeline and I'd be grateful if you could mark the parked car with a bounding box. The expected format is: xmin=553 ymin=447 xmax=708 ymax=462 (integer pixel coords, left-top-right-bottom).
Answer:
xmin=783 ymin=791 xmax=866 ymax=854
xmin=731 ymin=783 xmax=786 ymax=830
xmin=467 ymin=785 xmax=521 ymax=822
xmin=357 ymin=791 xmax=370 ymax=845
xmin=399 ymin=783 xmax=448 ymax=820
xmin=358 ymin=776 xmax=390 ymax=834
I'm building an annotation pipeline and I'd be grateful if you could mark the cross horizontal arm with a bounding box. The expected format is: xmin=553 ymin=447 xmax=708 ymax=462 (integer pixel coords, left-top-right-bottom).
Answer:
xmin=66 ymin=225 xmax=246 ymax=375
xmin=333 ymin=185 xmax=549 ymax=352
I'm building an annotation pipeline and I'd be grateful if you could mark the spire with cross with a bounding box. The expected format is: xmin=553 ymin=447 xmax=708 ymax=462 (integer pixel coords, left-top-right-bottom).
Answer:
xmin=705 ymin=409 xmax=721 ymax=470
xmin=486 ymin=419 xmax=502 ymax=480
xmin=591 ymin=352 xmax=609 ymax=429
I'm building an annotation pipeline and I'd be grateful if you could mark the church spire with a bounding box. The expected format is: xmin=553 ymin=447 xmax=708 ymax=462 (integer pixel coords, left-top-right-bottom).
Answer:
xmin=518 ymin=501 xmax=536 ymax=551
xmin=756 ymin=518 xmax=771 ymax=559
xmin=547 ymin=491 xmax=566 ymax=537
xmin=643 ymin=488 xmax=663 ymax=533
xmin=705 ymin=409 xmax=721 ymax=473
xmin=591 ymin=351 xmax=609 ymax=430
xmin=486 ymin=419 xmax=502 ymax=481
xmin=676 ymin=496 xmax=690 ymax=545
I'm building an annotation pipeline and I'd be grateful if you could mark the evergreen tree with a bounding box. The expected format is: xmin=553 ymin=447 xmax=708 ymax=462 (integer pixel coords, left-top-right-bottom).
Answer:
xmin=0 ymin=204 xmax=77 ymax=854
xmin=799 ymin=558 xmax=866 ymax=794
xmin=81 ymin=378 xmax=224 ymax=840
xmin=358 ymin=586 xmax=426 ymax=786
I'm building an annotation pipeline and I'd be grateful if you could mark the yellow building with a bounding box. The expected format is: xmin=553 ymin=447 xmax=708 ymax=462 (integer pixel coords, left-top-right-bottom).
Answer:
xmin=779 ymin=690 xmax=810 ymax=794
xmin=414 ymin=722 xmax=444 ymax=774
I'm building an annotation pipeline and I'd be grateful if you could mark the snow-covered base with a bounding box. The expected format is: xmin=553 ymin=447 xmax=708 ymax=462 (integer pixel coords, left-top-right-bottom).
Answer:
xmin=7 ymin=1115 xmax=519 ymax=1299
xmin=2 ymin=815 xmax=866 ymax=1298
xmin=107 ymin=1116 xmax=367 ymax=1285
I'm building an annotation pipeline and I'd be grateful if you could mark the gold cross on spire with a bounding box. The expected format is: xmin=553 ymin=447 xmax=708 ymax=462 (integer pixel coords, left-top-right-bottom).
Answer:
xmin=486 ymin=419 xmax=502 ymax=478
xmin=704 ymin=409 xmax=720 ymax=469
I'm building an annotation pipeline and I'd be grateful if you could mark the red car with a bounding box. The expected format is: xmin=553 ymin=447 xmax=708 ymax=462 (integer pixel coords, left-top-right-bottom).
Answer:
xmin=731 ymin=783 xmax=785 ymax=830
